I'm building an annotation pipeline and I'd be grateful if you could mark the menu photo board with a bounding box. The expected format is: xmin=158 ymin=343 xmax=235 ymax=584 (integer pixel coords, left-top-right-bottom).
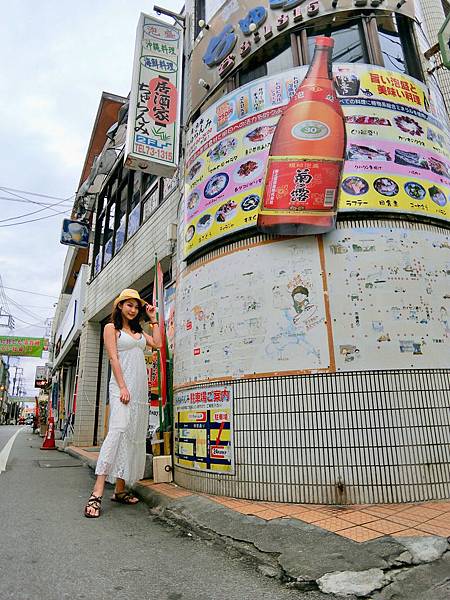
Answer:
xmin=336 ymin=65 xmax=450 ymax=222
xmin=125 ymin=13 xmax=183 ymax=177
xmin=183 ymin=64 xmax=450 ymax=258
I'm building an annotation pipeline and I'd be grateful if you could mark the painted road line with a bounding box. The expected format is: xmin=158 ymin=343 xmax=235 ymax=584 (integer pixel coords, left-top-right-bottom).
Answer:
xmin=0 ymin=428 xmax=23 ymax=473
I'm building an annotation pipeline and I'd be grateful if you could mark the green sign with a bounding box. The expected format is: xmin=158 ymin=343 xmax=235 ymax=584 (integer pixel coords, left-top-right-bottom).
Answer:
xmin=438 ymin=14 xmax=450 ymax=69
xmin=0 ymin=336 xmax=48 ymax=357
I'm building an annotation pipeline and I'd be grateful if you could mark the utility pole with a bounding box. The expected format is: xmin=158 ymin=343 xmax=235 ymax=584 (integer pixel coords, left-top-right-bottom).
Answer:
xmin=11 ymin=365 xmax=23 ymax=397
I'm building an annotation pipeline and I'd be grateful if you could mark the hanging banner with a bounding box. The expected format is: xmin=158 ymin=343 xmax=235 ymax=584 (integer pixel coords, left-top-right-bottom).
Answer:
xmin=183 ymin=64 xmax=450 ymax=258
xmin=0 ymin=337 xmax=48 ymax=357
xmin=35 ymin=366 xmax=48 ymax=388
xmin=125 ymin=13 xmax=183 ymax=177
xmin=174 ymin=384 xmax=234 ymax=474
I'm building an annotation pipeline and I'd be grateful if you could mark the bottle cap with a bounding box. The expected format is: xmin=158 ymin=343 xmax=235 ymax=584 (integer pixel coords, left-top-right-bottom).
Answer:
xmin=315 ymin=36 xmax=334 ymax=48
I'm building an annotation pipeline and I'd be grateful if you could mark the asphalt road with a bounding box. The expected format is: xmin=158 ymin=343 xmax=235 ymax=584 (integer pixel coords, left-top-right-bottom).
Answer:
xmin=0 ymin=429 xmax=340 ymax=600
xmin=0 ymin=424 xmax=24 ymax=452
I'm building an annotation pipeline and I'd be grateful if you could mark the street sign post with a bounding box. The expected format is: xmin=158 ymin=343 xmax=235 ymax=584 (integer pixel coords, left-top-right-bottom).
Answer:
xmin=438 ymin=13 xmax=450 ymax=69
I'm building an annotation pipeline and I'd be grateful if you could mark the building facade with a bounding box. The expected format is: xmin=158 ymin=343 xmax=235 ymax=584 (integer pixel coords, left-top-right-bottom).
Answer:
xmin=172 ymin=0 xmax=450 ymax=504
xmin=62 ymin=1 xmax=449 ymax=505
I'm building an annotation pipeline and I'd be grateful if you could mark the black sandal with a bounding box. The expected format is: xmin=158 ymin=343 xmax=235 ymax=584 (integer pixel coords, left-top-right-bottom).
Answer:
xmin=84 ymin=494 xmax=102 ymax=518
xmin=111 ymin=490 xmax=139 ymax=505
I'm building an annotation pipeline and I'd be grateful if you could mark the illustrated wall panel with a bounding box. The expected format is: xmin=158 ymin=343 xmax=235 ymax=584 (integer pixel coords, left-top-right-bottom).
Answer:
xmin=174 ymin=238 xmax=330 ymax=386
xmin=325 ymin=223 xmax=450 ymax=370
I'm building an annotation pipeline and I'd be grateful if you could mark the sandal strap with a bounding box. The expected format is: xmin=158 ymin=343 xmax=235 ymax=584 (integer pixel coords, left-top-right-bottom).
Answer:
xmin=86 ymin=494 xmax=102 ymax=507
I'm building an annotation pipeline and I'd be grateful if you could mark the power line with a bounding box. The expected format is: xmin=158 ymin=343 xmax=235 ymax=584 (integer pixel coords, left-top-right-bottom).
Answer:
xmin=0 ymin=186 xmax=73 ymax=201
xmin=0 ymin=207 xmax=69 ymax=227
xmin=6 ymin=295 xmax=48 ymax=321
xmin=11 ymin=315 xmax=47 ymax=328
xmin=2 ymin=286 xmax=58 ymax=299
xmin=0 ymin=194 xmax=72 ymax=224
xmin=0 ymin=188 xmax=74 ymax=217
xmin=0 ymin=195 xmax=73 ymax=207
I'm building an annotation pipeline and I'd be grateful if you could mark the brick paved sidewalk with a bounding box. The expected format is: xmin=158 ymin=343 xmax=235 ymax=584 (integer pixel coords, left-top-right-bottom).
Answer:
xmin=69 ymin=445 xmax=450 ymax=543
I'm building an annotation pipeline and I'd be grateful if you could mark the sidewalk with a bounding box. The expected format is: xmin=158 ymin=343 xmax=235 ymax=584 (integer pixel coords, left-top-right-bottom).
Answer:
xmin=66 ymin=444 xmax=450 ymax=599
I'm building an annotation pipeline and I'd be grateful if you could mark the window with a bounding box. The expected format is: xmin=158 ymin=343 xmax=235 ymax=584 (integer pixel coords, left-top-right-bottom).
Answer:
xmin=377 ymin=14 xmax=423 ymax=79
xmin=142 ymin=180 xmax=161 ymax=222
xmin=195 ymin=0 xmax=227 ymax=38
xmin=91 ymin=159 xmax=162 ymax=279
xmin=239 ymin=35 xmax=294 ymax=86
xmin=306 ymin=20 xmax=368 ymax=65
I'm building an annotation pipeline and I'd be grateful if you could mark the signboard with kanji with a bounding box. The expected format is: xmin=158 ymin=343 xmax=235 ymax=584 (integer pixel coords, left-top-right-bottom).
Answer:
xmin=125 ymin=13 xmax=183 ymax=177
xmin=438 ymin=13 xmax=450 ymax=69
xmin=0 ymin=336 xmax=48 ymax=357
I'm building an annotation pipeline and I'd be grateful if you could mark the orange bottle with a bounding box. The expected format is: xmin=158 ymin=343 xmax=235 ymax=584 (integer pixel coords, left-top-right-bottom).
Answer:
xmin=258 ymin=36 xmax=345 ymax=235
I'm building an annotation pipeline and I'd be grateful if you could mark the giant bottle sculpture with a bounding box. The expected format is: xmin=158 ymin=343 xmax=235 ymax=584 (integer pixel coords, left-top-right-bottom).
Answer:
xmin=258 ymin=36 xmax=345 ymax=235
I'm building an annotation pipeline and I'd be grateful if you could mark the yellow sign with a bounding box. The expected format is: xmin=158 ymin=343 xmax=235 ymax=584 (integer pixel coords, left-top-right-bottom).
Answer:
xmin=184 ymin=64 xmax=450 ymax=258
xmin=174 ymin=385 xmax=234 ymax=474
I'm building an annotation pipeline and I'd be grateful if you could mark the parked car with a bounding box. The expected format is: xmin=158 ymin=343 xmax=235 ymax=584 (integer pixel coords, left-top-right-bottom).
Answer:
xmin=18 ymin=416 xmax=25 ymax=425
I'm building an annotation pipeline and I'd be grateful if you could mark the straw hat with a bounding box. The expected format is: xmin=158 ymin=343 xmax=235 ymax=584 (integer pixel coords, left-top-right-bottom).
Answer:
xmin=113 ymin=289 xmax=146 ymax=310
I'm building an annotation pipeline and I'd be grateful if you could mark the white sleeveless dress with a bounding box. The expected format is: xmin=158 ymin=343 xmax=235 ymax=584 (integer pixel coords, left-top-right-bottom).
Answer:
xmin=95 ymin=330 xmax=149 ymax=485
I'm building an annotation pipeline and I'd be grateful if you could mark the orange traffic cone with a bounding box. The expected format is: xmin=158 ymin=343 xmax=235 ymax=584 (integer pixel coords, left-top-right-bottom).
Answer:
xmin=41 ymin=416 xmax=56 ymax=450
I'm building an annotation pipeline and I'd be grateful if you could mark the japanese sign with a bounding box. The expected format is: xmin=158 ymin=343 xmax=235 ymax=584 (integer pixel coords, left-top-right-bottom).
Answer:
xmin=183 ymin=64 xmax=450 ymax=258
xmin=60 ymin=219 xmax=89 ymax=248
xmin=35 ymin=366 xmax=48 ymax=388
xmin=174 ymin=385 xmax=234 ymax=474
xmin=0 ymin=337 xmax=48 ymax=358
xmin=125 ymin=13 xmax=183 ymax=177
xmin=190 ymin=0 xmax=416 ymax=113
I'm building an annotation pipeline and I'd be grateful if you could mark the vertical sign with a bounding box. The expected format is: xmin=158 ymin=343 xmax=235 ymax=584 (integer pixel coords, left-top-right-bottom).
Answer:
xmin=125 ymin=13 xmax=183 ymax=177
xmin=174 ymin=385 xmax=234 ymax=474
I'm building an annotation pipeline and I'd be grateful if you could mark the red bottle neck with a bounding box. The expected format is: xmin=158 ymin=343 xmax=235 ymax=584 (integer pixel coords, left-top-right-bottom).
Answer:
xmin=305 ymin=45 xmax=333 ymax=81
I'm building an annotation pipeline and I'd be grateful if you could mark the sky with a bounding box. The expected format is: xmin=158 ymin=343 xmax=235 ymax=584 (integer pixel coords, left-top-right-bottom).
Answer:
xmin=0 ymin=0 xmax=183 ymax=396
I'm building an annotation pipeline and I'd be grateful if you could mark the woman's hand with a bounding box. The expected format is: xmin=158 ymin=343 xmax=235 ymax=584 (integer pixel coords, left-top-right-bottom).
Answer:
xmin=145 ymin=303 xmax=157 ymax=323
xmin=119 ymin=386 xmax=131 ymax=404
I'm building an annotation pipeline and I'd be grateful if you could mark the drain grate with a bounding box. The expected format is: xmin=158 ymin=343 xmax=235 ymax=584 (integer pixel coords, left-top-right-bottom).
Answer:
xmin=38 ymin=459 xmax=82 ymax=468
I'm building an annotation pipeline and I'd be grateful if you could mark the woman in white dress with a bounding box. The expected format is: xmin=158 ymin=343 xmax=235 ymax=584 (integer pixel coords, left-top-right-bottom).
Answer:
xmin=84 ymin=289 xmax=161 ymax=518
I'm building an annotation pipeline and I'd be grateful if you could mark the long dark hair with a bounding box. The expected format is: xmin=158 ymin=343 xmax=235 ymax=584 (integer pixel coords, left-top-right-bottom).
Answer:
xmin=111 ymin=301 xmax=144 ymax=333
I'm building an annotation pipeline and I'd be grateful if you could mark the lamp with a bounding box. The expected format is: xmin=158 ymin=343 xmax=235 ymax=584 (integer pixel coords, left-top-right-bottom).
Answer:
xmin=198 ymin=19 xmax=209 ymax=30
xmin=198 ymin=78 xmax=210 ymax=90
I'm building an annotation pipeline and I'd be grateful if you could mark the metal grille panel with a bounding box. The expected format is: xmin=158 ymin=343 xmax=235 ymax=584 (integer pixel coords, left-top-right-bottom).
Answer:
xmin=174 ymin=369 xmax=450 ymax=504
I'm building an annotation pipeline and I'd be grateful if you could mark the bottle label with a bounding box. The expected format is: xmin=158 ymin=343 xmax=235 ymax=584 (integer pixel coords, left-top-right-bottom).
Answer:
xmin=261 ymin=157 xmax=342 ymax=214
xmin=291 ymin=120 xmax=330 ymax=141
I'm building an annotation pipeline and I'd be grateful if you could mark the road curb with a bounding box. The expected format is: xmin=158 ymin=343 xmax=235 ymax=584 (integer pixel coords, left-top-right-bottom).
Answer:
xmin=66 ymin=446 xmax=450 ymax=598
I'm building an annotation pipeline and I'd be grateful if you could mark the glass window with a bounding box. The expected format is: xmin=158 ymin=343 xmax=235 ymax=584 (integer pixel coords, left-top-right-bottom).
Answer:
xmin=377 ymin=14 xmax=423 ymax=79
xmin=91 ymin=160 xmax=163 ymax=278
xmin=142 ymin=183 xmax=160 ymax=222
xmin=103 ymin=203 xmax=115 ymax=266
xmin=307 ymin=21 xmax=367 ymax=64
xmin=205 ymin=0 xmax=226 ymax=22
xmin=239 ymin=36 xmax=294 ymax=86
xmin=377 ymin=14 xmax=407 ymax=74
